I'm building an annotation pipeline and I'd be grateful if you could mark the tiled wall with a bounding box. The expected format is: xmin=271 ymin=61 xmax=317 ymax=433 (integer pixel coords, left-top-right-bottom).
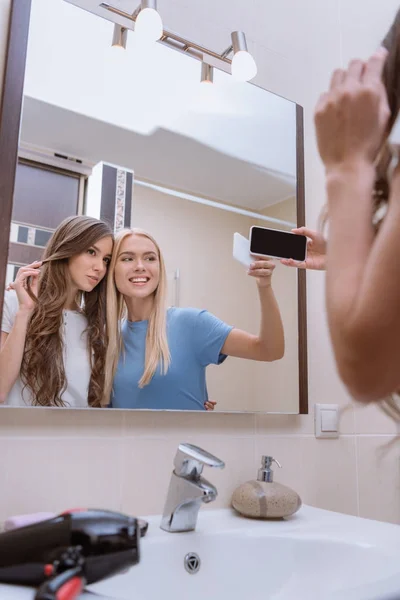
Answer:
xmin=0 ymin=403 xmax=398 ymax=524
xmin=1 ymin=0 xmax=400 ymax=525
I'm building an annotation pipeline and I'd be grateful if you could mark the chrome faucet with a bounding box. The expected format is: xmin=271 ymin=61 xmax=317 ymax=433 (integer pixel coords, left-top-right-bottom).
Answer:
xmin=160 ymin=443 xmax=225 ymax=533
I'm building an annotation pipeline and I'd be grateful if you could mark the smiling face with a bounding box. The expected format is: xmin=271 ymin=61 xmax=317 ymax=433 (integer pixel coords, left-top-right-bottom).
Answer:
xmin=67 ymin=235 xmax=113 ymax=293
xmin=113 ymin=233 xmax=160 ymax=300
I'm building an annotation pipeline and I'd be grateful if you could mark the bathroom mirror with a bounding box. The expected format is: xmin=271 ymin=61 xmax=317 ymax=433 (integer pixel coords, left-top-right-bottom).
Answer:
xmin=0 ymin=0 xmax=307 ymax=414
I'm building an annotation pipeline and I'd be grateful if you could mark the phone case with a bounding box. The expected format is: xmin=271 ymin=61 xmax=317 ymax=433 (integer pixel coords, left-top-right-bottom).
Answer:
xmin=249 ymin=226 xmax=307 ymax=262
xmin=233 ymin=232 xmax=253 ymax=268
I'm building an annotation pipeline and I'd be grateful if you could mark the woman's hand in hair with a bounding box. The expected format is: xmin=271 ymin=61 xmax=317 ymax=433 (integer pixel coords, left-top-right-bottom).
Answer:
xmin=281 ymin=227 xmax=327 ymax=271
xmin=8 ymin=261 xmax=41 ymax=315
xmin=314 ymin=47 xmax=390 ymax=172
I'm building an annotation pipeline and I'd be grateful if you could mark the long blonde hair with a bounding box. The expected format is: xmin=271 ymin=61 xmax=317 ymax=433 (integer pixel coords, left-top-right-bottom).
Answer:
xmin=22 ymin=215 xmax=113 ymax=407
xmin=103 ymin=228 xmax=171 ymax=405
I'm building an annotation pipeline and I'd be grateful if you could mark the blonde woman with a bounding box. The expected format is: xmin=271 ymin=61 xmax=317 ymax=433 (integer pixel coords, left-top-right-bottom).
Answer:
xmin=104 ymin=228 xmax=285 ymax=410
xmin=0 ymin=216 xmax=113 ymax=407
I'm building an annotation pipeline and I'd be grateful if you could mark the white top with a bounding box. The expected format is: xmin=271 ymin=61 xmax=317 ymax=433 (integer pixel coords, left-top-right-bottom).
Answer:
xmin=1 ymin=291 xmax=91 ymax=408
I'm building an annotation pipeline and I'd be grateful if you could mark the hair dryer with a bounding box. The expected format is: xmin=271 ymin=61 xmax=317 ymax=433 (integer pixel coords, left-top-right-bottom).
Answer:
xmin=0 ymin=508 xmax=147 ymax=600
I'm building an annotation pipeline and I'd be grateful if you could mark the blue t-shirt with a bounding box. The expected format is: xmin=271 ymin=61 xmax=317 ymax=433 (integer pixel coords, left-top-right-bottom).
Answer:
xmin=111 ymin=307 xmax=233 ymax=410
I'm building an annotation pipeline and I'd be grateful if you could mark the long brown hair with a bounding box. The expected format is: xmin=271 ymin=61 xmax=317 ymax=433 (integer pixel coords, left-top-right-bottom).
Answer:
xmin=21 ymin=216 xmax=113 ymax=407
xmin=373 ymin=8 xmax=400 ymax=220
xmin=103 ymin=229 xmax=170 ymax=406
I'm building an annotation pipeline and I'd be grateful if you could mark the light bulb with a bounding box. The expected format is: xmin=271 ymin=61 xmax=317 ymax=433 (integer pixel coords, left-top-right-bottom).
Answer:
xmin=231 ymin=50 xmax=257 ymax=82
xmin=135 ymin=8 xmax=163 ymax=42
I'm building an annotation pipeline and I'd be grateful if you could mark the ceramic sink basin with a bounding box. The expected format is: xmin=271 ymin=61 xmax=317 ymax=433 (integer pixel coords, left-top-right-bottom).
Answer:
xmin=90 ymin=505 xmax=400 ymax=600
xmin=2 ymin=505 xmax=400 ymax=600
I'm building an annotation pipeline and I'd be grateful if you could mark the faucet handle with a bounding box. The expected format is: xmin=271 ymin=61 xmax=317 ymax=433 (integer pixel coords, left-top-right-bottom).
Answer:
xmin=174 ymin=443 xmax=225 ymax=478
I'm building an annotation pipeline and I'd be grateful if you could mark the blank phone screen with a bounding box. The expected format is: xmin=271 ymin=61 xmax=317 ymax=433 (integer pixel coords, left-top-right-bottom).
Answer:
xmin=250 ymin=227 xmax=306 ymax=261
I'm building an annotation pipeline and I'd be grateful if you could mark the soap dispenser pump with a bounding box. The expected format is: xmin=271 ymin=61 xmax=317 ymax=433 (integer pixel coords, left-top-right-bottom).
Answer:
xmin=258 ymin=456 xmax=282 ymax=482
xmin=231 ymin=455 xmax=302 ymax=519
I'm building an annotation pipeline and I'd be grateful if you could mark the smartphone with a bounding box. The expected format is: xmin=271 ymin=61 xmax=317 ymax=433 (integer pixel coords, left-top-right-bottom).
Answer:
xmin=232 ymin=232 xmax=253 ymax=268
xmin=249 ymin=225 xmax=307 ymax=262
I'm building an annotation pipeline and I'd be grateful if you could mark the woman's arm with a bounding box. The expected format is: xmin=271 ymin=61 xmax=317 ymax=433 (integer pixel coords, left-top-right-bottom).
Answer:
xmin=314 ymin=48 xmax=395 ymax=402
xmin=0 ymin=262 xmax=41 ymax=403
xmin=327 ymin=163 xmax=400 ymax=402
xmin=222 ymin=258 xmax=285 ymax=361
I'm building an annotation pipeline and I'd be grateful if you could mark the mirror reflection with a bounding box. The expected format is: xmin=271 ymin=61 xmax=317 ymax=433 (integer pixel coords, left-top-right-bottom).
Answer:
xmin=1 ymin=0 xmax=305 ymax=413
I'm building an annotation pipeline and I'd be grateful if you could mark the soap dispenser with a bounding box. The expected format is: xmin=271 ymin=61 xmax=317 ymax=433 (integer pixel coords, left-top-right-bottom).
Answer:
xmin=231 ymin=456 xmax=302 ymax=519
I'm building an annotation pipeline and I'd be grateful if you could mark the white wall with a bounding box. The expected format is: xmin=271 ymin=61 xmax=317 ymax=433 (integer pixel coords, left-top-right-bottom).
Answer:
xmin=85 ymin=162 xmax=103 ymax=220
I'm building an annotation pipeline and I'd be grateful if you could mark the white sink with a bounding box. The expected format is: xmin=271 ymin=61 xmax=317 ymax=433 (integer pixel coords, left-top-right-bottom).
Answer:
xmin=2 ymin=505 xmax=400 ymax=600
xmin=90 ymin=505 xmax=400 ymax=600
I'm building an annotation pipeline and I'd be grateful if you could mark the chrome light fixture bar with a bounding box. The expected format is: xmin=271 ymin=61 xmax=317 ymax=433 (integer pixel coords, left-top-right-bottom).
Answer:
xmin=100 ymin=2 xmax=242 ymax=75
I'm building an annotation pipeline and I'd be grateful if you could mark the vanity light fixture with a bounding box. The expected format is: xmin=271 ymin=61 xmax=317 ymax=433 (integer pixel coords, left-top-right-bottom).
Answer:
xmin=200 ymin=63 xmax=214 ymax=84
xmin=112 ymin=24 xmax=128 ymax=49
xmin=222 ymin=31 xmax=258 ymax=82
xmin=134 ymin=0 xmax=163 ymax=42
xmin=100 ymin=3 xmax=257 ymax=81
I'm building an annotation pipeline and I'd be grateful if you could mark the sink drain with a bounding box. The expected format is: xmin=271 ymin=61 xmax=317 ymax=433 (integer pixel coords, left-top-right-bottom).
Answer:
xmin=184 ymin=552 xmax=201 ymax=574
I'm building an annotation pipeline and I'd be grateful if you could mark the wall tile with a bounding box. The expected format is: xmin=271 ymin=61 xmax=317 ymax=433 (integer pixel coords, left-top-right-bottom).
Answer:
xmin=120 ymin=437 xmax=177 ymax=516
xmin=357 ymin=435 xmax=400 ymax=524
xmin=148 ymin=411 xmax=256 ymax=439
xmin=300 ymin=436 xmax=358 ymax=516
xmin=0 ymin=437 xmax=123 ymax=522
xmin=354 ymin=403 xmax=399 ymax=436
xmin=0 ymin=407 xmax=124 ymax=438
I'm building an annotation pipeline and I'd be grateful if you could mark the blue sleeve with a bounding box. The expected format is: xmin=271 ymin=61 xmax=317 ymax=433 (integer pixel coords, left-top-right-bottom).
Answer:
xmin=193 ymin=310 xmax=233 ymax=367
